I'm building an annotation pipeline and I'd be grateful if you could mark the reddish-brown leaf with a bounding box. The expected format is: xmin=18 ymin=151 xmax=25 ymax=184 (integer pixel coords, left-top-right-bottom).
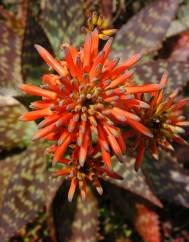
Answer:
xmin=134 ymin=60 xmax=189 ymax=92
xmin=39 ymin=0 xmax=84 ymax=55
xmin=22 ymin=9 xmax=53 ymax=86
xmin=0 ymin=19 xmax=23 ymax=95
xmin=69 ymin=187 xmax=99 ymax=242
xmin=0 ymin=142 xmax=47 ymax=242
xmin=143 ymin=152 xmax=189 ymax=208
xmin=106 ymin=157 xmax=162 ymax=207
xmin=46 ymin=174 xmax=64 ymax=242
xmin=113 ymin=0 xmax=179 ymax=58
xmin=53 ymin=184 xmax=99 ymax=242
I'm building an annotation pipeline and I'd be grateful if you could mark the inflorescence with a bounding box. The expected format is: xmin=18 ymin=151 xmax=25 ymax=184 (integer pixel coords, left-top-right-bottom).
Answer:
xmin=19 ymin=12 xmax=189 ymax=201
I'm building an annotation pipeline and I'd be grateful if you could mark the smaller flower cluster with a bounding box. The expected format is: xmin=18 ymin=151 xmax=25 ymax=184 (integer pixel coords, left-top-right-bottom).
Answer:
xmin=126 ymin=76 xmax=189 ymax=171
xmin=51 ymin=145 xmax=122 ymax=201
xmin=81 ymin=11 xmax=117 ymax=40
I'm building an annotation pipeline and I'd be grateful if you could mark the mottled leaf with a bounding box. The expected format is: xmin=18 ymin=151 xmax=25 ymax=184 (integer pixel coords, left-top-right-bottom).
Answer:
xmin=53 ymin=184 xmax=99 ymax=242
xmin=0 ymin=19 xmax=23 ymax=95
xmin=0 ymin=157 xmax=18 ymax=210
xmin=22 ymin=9 xmax=53 ymax=85
xmin=135 ymin=203 xmax=160 ymax=242
xmin=40 ymin=0 xmax=84 ymax=55
xmin=0 ymin=96 xmax=36 ymax=151
xmin=113 ymin=0 xmax=179 ymax=58
xmin=0 ymin=142 xmax=47 ymax=242
xmin=46 ymin=174 xmax=64 ymax=242
xmin=106 ymin=157 xmax=162 ymax=207
xmin=69 ymin=188 xmax=99 ymax=242
xmin=166 ymin=1 xmax=189 ymax=37
xmin=143 ymin=153 xmax=189 ymax=208
xmin=134 ymin=60 xmax=189 ymax=92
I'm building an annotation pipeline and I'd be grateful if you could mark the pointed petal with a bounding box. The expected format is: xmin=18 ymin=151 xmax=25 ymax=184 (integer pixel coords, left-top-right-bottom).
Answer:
xmin=107 ymin=71 xmax=133 ymax=89
xmin=125 ymin=83 xmax=163 ymax=94
xmin=83 ymin=32 xmax=92 ymax=72
xmin=127 ymin=118 xmax=153 ymax=138
xmin=79 ymin=128 xmax=90 ymax=166
xmin=53 ymin=135 xmax=71 ymax=162
xmin=33 ymin=123 xmax=56 ymax=140
xmin=19 ymin=108 xmax=53 ymax=121
xmin=35 ymin=44 xmax=67 ymax=76
xmin=68 ymin=178 xmax=77 ymax=202
xmin=19 ymin=84 xmax=57 ymax=99
xmin=135 ymin=141 xmax=145 ymax=171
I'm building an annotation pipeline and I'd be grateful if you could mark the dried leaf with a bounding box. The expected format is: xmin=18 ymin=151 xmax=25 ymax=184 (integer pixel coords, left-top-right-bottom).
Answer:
xmin=113 ymin=0 xmax=179 ymax=58
xmin=40 ymin=0 xmax=84 ymax=55
xmin=135 ymin=203 xmax=161 ymax=242
xmin=134 ymin=60 xmax=189 ymax=92
xmin=106 ymin=157 xmax=162 ymax=207
xmin=0 ymin=142 xmax=47 ymax=242
xmin=0 ymin=95 xmax=36 ymax=151
xmin=143 ymin=152 xmax=189 ymax=208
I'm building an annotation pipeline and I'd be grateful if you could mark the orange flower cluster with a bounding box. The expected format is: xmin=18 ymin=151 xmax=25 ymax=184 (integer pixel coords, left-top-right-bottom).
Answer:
xmin=19 ymin=14 xmax=188 ymax=200
xmin=131 ymin=80 xmax=189 ymax=171
xmin=53 ymin=145 xmax=122 ymax=201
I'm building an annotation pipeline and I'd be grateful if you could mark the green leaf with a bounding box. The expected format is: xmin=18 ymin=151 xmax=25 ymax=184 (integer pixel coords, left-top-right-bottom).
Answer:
xmin=0 ymin=96 xmax=37 ymax=151
xmin=143 ymin=152 xmax=189 ymax=208
xmin=106 ymin=157 xmax=162 ymax=207
xmin=0 ymin=142 xmax=47 ymax=242
xmin=113 ymin=0 xmax=179 ymax=58
xmin=39 ymin=0 xmax=84 ymax=55
xmin=134 ymin=60 xmax=189 ymax=92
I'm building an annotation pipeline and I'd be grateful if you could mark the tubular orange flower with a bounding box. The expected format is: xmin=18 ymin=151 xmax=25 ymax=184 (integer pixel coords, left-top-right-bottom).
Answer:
xmin=131 ymin=76 xmax=189 ymax=171
xmin=82 ymin=11 xmax=117 ymax=40
xmin=19 ymin=30 xmax=164 ymax=170
xmin=53 ymin=146 xmax=122 ymax=201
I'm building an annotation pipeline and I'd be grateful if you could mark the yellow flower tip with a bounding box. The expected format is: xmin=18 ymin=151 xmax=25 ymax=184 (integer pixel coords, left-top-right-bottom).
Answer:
xmin=84 ymin=11 xmax=116 ymax=40
xmin=102 ymin=28 xmax=117 ymax=36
